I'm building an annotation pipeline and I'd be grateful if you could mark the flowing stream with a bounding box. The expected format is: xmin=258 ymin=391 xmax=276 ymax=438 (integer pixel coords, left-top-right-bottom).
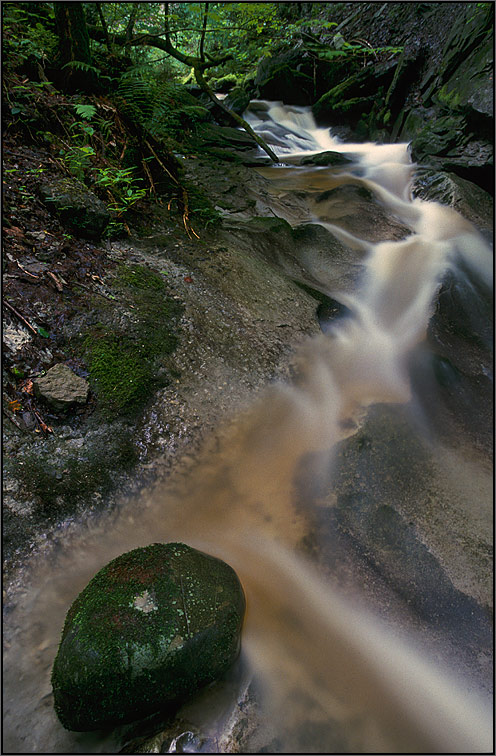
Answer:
xmin=3 ymin=102 xmax=493 ymax=753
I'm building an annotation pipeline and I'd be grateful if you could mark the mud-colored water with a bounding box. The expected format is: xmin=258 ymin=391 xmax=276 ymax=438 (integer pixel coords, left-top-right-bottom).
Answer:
xmin=3 ymin=102 xmax=493 ymax=753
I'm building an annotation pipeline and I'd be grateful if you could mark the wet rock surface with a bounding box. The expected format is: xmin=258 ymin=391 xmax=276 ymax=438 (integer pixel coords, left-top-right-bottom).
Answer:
xmin=300 ymin=151 xmax=354 ymax=167
xmin=52 ymin=543 xmax=245 ymax=731
xmin=2 ymin=22 xmax=493 ymax=746
xmin=297 ymin=401 xmax=493 ymax=693
xmin=412 ymin=167 xmax=494 ymax=235
xmin=311 ymin=184 xmax=411 ymax=243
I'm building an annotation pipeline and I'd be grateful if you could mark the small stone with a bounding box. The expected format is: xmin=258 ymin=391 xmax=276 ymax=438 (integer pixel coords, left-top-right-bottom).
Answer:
xmin=21 ymin=411 xmax=37 ymax=430
xmin=34 ymin=363 xmax=89 ymax=411
xmin=26 ymin=230 xmax=49 ymax=243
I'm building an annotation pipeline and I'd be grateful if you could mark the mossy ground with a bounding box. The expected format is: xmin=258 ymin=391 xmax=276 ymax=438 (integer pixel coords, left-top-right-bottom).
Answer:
xmin=8 ymin=432 xmax=138 ymax=519
xmin=84 ymin=264 xmax=183 ymax=419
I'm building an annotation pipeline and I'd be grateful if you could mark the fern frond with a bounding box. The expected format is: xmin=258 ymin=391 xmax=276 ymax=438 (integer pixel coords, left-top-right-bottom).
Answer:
xmin=62 ymin=60 xmax=102 ymax=76
xmin=74 ymin=103 xmax=97 ymax=120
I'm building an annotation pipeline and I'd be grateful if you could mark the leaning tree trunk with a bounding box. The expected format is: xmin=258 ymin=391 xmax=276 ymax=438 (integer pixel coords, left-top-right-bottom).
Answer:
xmin=54 ymin=2 xmax=96 ymax=93
xmin=194 ymin=67 xmax=279 ymax=162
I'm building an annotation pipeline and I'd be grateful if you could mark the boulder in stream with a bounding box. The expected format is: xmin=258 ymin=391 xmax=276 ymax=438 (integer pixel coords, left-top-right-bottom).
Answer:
xmin=412 ymin=167 xmax=493 ymax=234
xmin=51 ymin=543 xmax=245 ymax=731
xmin=300 ymin=151 xmax=355 ymax=167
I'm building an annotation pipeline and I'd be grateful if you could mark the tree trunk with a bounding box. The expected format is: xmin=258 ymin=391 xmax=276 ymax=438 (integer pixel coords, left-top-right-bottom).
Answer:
xmin=54 ymin=2 xmax=95 ymax=93
xmin=194 ymin=67 xmax=279 ymax=162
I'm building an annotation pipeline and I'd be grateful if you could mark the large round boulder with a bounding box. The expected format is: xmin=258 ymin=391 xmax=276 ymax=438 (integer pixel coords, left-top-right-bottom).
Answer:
xmin=51 ymin=543 xmax=245 ymax=731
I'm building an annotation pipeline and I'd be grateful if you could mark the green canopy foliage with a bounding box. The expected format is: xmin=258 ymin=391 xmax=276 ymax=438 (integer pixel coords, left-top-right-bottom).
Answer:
xmin=3 ymin=2 xmax=402 ymax=88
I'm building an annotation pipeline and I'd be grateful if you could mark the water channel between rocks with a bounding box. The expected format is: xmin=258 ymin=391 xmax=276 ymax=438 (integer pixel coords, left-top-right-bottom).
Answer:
xmin=3 ymin=102 xmax=493 ymax=754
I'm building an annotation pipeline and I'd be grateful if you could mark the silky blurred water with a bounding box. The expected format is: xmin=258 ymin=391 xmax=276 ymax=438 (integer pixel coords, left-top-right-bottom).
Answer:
xmin=3 ymin=102 xmax=492 ymax=754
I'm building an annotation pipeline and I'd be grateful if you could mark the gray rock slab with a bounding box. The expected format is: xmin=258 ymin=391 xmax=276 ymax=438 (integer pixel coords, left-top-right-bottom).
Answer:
xmin=34 ymin=363 xmax=89 ymax=411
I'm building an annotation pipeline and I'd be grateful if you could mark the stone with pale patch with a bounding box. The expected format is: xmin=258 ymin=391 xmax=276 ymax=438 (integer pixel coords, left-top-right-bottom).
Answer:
xmin=51 ymin=543 xmax=245 ymax=731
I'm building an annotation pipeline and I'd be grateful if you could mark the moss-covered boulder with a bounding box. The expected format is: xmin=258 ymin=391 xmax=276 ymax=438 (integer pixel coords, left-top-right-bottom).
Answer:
xmin=312 ymin=60 xmax=397 ymax=137
xmin=224 ymin=85 xmax=251 ymax=116
xmin=255 ymin=49 xmax=314 ymax=106
xmin=51 ymin=543 xmax=245 ymax=731
xmin=300 ymin=151 xmax=354 ymax=167
xmin=407 ymin=111 xmax=493 ymax=188
xmin=39 ymin=178 xmax=110 ymax=239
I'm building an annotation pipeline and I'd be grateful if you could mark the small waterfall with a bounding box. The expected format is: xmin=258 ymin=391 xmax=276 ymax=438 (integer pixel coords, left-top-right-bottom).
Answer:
xmin=3 ymin=102 xmax=492 ymax=754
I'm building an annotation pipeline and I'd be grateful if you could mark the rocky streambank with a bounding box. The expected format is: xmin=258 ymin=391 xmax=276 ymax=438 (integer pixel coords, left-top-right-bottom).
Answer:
xmin=4 ymin=0 xmax=493 ymax=573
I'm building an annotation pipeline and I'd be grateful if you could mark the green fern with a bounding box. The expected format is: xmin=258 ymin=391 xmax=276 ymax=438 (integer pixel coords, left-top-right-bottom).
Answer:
xmin=116 ymin=75 xmax=157 ymax=121
xmin=62 ymin=60 xmax=102 ymax=76
xmin=73 ymin=103 xmax=97 ymax=120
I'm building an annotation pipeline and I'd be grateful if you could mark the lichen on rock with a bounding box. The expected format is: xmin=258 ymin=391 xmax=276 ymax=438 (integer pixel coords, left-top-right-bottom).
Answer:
xmin=51 ymin=542 xmax=245 ymax=731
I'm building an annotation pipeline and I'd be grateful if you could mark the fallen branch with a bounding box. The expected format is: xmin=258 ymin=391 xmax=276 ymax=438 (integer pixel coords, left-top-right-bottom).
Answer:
xmin=3 ymin=300 xmax=38 ymax=335
xmin=16 ymin=261 xmax=40 ymax=280
xmin=47 ymin=271 xmax=64 ymax=291
xmin=32 ymin=406 xmax=53 ymax=434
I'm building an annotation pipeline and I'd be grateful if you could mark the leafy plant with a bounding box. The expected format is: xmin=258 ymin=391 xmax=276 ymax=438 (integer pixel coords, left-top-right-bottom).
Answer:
xmin=58 ymin=109 xmax=147 ymax=232
xmin=3 ymin=4 xmax=57 ymax=71
xmin=60 ymin=132 xmax=96 ymax=180
xmin=62 ymin=60 xmax=103 ymax=77
xmin=93 ymin=166 xmax=147 ymax=216
xmin=73 ymin=103 xmax=97 ymax=120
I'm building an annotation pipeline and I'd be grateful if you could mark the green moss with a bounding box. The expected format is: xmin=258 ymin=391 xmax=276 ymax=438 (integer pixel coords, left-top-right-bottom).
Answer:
xmin=116 ymin=263 xmax=167 ymax=291
xmin=84 ymin=333 xmax=158 ymax=417
xmin=212 ymin=73 xmax=240 ymax=89
xmin=84 ymin=264 xmax=183 ymax=418
xmin=52 ymin=543 xmax=245 ymax=731
xmin=435 ymin=83 xmax=462 ymax=109
xmin=14 ymin=434 xmax=137 ymax=517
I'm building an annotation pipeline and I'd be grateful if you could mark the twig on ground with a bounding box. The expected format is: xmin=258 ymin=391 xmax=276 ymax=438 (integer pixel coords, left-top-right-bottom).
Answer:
xmin=3 ymin=300 xmax=38 ymax=335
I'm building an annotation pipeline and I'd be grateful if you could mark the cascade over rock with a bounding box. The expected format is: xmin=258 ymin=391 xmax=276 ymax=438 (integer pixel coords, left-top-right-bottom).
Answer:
xmin=3 ymin=3 xmax=494 ymax=751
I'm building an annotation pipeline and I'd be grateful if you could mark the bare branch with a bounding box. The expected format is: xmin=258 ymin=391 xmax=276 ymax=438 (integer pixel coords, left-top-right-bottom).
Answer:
xmin=199 ymin=2 xmax=209 ymax=61
xmin=125 ymin=3 xmax=140 ymax=43
xmin=96 ymin=3 xmax=113 ymax=54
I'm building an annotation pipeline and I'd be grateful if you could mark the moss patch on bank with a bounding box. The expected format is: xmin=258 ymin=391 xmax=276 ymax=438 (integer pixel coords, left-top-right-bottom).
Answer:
xmin=7 ymin=431 xmax=138 ymax=519
xmin=84 ymin=264 xmax=183 ymax=419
